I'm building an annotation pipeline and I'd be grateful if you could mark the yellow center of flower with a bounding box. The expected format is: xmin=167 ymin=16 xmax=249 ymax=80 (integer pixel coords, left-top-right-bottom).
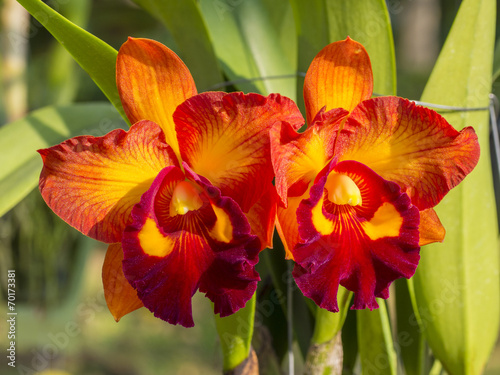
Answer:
xmin=169 ymin=181 xmax=203 ymax=216
xmin=325 ymin=173 xmax=362 ymax=206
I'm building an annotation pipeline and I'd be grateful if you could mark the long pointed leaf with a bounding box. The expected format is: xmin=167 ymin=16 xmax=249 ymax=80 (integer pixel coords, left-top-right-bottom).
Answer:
xmin=411 ymin=0 xmax=499 ymax=374
xmin=0 ymin=103 xmax=125 ymax=216
xmin=357 ymin=301 xmax=397 ymax=375
xmin=396 ymin=279 xmax=426 ymax=375
xmin=199 ymin=0 xmax=296 ymax=99
xmin=46 ymin=0 xmax=91 ymax=105
xmin=326 ymin=0 xmax=396 ymax=96
xmin=131 ymin=0 xmax=223 ymax=91
xmin=290 ymin=0 xmax=396 ymax=112
xmin=16 ymin=0 xmax=128 ymax=123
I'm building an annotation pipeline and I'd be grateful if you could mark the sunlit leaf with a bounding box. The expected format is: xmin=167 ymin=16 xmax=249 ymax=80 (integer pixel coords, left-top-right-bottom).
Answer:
xmin=199 ymin=0 xmax=296 ymax=99
xmin=131 ymin=0 xmax=223 ymax=91
xmin=17 ymin=0 xmax=128 ymax=123
xmin=493 ymin=38 xmax=500 ymax=82
xmin=290 ymin=0 xmax=396 ymax=112
xmin=411 ymin=0 xmax=499 ymax=374
xmin=0 ymin=103 xmax=125 ymax=216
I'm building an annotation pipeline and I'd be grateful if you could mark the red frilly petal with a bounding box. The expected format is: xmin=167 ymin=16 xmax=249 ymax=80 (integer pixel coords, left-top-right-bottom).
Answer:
xmin=292 ymin=159 xmax=420 ymax=311
xmin=121 ymin=164 xmax=260 ymax=327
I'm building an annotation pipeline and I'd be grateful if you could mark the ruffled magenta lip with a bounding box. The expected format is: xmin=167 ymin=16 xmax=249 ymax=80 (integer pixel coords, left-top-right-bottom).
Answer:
xmin=121 ymin=164 xmax=260 ymax=327
xmin=292 ymin=158 xmax=420 ymax=312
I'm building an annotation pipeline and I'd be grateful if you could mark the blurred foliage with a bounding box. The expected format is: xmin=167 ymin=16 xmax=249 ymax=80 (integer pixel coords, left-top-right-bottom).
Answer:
xmin=0 ymin=189 xmax=82 ymax=307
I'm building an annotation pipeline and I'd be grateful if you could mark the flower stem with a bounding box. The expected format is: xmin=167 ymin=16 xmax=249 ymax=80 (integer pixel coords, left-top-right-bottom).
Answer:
xmin=304 ymin=286 xmax=352 ymax=375
xmin=215 ymin=293 xmax=257 ymax=372
xmin=311 ymin=286 xmax=352 ymax=344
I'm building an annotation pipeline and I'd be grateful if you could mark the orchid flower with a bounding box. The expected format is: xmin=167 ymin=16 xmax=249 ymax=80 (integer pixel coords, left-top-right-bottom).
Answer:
xmin=38 ymin=38 xmax=303 ymax=327
xmin=270 ymin=38 xmax=480 ymax=312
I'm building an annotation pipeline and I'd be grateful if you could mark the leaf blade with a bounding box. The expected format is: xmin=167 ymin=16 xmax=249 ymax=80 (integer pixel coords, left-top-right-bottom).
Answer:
xmin=0 ymin=103 xmax=125 ymax=216
xmin=412 ymin=0 xmax=499 ymax=374
xmin=357 ymin=301 xmax=397 ymax=375
xmin=200 ymin=0 xmax=296 ymax=98
xmin=17 ymin=0 xmax=128 ymax=123
xmin=132 ymin=0 xmax=224 ymax=91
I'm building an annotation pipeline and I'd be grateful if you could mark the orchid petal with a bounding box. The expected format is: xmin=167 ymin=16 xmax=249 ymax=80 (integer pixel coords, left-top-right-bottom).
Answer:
xmin=102 ymin=243 xmax=143 ymax=321
xmin=293 ymin=160 xmax=420 ymax=312
xmin=175 ymin=91 xmax=303 ymax=212
xmin=419 ymin=208 xmax=445 ymax=246
xmin=116 ymin=38 xmax=197 ymax=158
xmin=276 ymin=192 xmax=309 ymax=260
xmin=244 ymin=182 xmax=278 ymax=251
xmin=270 ymin=108 xmax=348 ymax=205
xmin=122 ymin=166 xmax=260 ymax=327
xmin=303 ymin=37 xmax=373 ymax=123
xmin=39 ymin=120 xmax=178 ymax=243
xmin=337 ymin=97 xmax=480 ymax=210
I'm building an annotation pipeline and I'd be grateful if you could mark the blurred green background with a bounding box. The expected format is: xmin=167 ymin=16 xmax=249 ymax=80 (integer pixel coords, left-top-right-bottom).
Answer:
xmin=0 ymin=0 xmax=500 ymax=374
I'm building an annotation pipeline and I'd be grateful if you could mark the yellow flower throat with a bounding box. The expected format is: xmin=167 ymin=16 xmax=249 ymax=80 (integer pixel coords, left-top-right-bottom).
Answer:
xmin=325 ymin=173 xmax=362 ymax=206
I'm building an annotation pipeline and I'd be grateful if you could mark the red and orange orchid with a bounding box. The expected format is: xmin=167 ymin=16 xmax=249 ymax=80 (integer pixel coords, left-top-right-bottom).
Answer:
xmin=38 ymin=38 xmax=303 ymax=327
xmin=270 ymin=37 xmax=480 ymax=312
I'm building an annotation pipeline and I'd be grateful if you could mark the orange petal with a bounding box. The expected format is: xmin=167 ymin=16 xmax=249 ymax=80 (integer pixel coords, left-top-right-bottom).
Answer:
xmin=39 ymin=120 xmax=178 ymax=243
xmin=303 ymin=37 xmax=373 ymax=124
xmin=337 ymin=97 xmax=480 ymax=210
xmin=116 ymin=38 xmax=197 ymax=158
xmin=175 ymin=92 xmax=304 ymax=212
xmin=419 ymin=208 xmax=445 ymax=246
xmin=270 ymin=108 xmax=348 ymax=205
xmin=275 ymin=189 xmax=311 ymax=260
xmin=244 ymin=182 xmax=278 ymax=250
xmin=102 ymin=243 xmax=143 ymax=321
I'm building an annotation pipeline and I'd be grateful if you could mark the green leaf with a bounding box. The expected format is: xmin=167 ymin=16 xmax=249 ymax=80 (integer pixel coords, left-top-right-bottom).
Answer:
xmin=493 ymin=38 xmax=500 ymax=83
xmin=411 ymin=0 xmax=499 ymax=374
xmin=0 ymin=103 xmax=125 ymax=217
xmin=46 ymin=0 xmax=91 ymax=105
xmin=17 ymin=0 xmax=128 ymax=123
xmin=131 ymin=0 xmax=224 ymax=91
xmin=214 ymin=293 xmax=256 ymax=371
xmin=199 ymin=0 xmax=296 ymax=99
xmin=357 ymin=301 xmax=397 ymax=375
xmin=341 ymin=310 xmax=358 ymax=374
xmin=326 ymin=0 xmax=396 ymax=96
xmin=290 ymin=0 xmax=396 ymax=111
xmin=288 ymin=0 xmax=329 ymax=76
xmin=396 ymin=279 xmax=426 ymax=375
xmin=261 ymin=237 xmax=315 ymax=361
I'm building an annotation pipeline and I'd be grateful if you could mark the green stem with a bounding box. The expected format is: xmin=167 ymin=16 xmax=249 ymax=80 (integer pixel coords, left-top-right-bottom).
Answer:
xmin=311 ymin=286 xmax=352 ymax=344
xmin=304 ymin=287 xmax=352 ymax=375
xmin=304 ymin=332 xmax=343 ymax=375
xmin=214 ymin=293 xmax=257 ymax=371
